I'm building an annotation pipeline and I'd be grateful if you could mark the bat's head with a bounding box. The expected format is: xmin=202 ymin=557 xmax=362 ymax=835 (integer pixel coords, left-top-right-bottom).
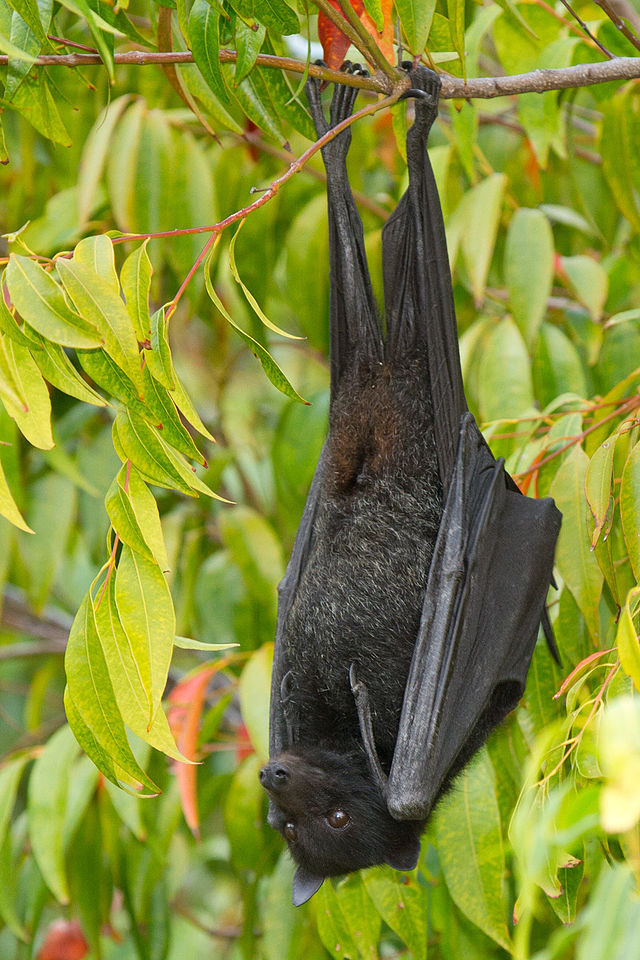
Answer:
xmin=259 ymin=746 xmax=422 ymax=905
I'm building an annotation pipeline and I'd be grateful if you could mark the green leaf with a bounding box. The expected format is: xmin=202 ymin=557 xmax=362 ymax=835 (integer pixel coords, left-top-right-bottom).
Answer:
xmin=19 ymin=472 xmax=76 ymax=611
xmin=224 ymin=754 xmax=267 ymax=870
xmin=205 ymin=250 xmax=306 ymax=403
xmin=549 ymin=444 xmax=603 ymax=640
xmin=532 ymin=323 xmax=587 ymax=409
xmin=145 ymin=306 xmax=174 ymax=390
xmin=229 ymin=221 xmax=302 ymax=341
xmin=27 ymin=332 xmax=106 ymax=406
xmin=602 ymin=87 xmax=640 ymax=235
xmin=78 ymin=95 xmax=132 ymax=227
xmin=0 ymin=453 xmax=32 ymax=532
xmin=113 ymin=408 xmax=221 ymax=499
xmin=585 ymin=431 xmax=619 ymax=549
xmin=477 ymin=317 xmax=535 ymax=422
xmin=0 ymin=753 xmax=32 ymax=843
xmin=395 ymin=0 xmax=436 ymax=54
xmin=434 ymin=748 xmax=511 ymax=951
xmin=238 ymin=643 xmax=272 ymax=762
xmin=105 ymin=463 xmax=169 ymax=569
xmin=106 ymin=100 xmax=145 ymax=231
xmin=121 ymin=240 xmax=152 ymax=343
xmin=235 ymin=19 xmax=266 ymax=84
xmin=6 ymin=254 xmax=102 ymax=348
xmin=561 ymin=255 xmax=609 ymax=322
xmin=315 ymin=881 xmax=360 ymax=959
xmin=64 ymin=593 xmax=159 ymax=793
xmin=459 ymin=174 xmax=507 ymax=305
xmin=616 ymin=588 xmax=640 ymax=694
xmin=94 ymin=574 xmax=184 ymax=761
xmin=0 ymin=271 xmax=39 ymax=347
xmin=221 ymin=62 xmax=285 ymax=141
xmin=253 ymin=0 xmax=298 ymax=33
xmin=363 ymin=867 xmax=427 ymax=960
xmin=56 ymin=257 xmax=143 ymax=391
xmin=114 ymin=544 xmax=175 ymax=723
xmin=447 ymin=0 xmax=466 ymax=76
xmin=27 ymin=725 xmax=79 ymax=903
xmin=0 ymin=334 xmax=54 ymax=449
xmin=219 ymin=505 xmax=284 ymax=616
xmin=621 ymin=439 xmax=640 ymax=582
xmin=188 ymin=0 xmax=229 ymax=104
xmin=505 ymin=208 xmax=554 ymax=346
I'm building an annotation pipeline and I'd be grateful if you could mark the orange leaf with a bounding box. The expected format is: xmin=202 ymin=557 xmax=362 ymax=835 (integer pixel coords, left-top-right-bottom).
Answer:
xmin=318 ymin=0 xmax=393 ymax=70
xmin=168 ymin=665 xmax=219 ymax=837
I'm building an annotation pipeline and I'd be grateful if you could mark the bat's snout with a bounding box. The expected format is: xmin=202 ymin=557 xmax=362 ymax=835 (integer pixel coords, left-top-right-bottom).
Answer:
xmin=259 ymin=762 xmax=290 ymax=792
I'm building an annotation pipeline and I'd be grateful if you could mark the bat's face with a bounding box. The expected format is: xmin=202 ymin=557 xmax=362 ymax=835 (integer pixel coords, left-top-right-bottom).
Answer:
xmin=259 ymin=747 xmax=422 ymax=905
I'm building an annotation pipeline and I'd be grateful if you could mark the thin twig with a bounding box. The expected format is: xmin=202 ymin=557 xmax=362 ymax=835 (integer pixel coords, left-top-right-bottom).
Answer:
xmin=556 ymin=0 xmax=615 ymax=56
xmin=592 ymin=0 xmax=640 ymax=53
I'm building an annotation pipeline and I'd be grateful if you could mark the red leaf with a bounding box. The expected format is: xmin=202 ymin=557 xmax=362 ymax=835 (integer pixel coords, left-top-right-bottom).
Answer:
xmin=37 ymin=920 xmax=89 ymax=960
xmin=168 ymin=666 xmax=219 ymax=838
xmin=318 ymin=0 xmax=393 ymax=71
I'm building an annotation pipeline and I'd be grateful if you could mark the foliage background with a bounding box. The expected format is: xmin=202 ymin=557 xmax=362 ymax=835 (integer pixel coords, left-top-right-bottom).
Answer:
xmin=1 ymin=0 xmax=640 ymax=955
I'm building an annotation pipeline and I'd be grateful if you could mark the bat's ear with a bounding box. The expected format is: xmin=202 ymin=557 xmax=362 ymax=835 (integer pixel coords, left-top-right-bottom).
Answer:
xmin=384 ymin=835 xmax=421 ymax=872
xmin=292 ymin=866 xmax=324 ymax=906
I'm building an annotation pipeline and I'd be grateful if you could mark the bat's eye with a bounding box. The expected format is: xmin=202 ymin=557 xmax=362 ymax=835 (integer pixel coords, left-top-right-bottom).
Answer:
xmin=326 ymin=810 xmax=350 ymax=829
xmin=284 ymin=822 xmax=297 ymax=843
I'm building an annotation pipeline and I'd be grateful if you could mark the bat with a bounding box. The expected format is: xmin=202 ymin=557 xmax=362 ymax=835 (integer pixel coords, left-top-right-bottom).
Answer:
xmin=259 ymin=65 xmax=562 ymax=907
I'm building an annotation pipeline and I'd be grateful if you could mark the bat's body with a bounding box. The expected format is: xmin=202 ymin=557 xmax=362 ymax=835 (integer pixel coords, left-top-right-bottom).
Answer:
xmin=260 ymin=67 xmax=561 ymax=906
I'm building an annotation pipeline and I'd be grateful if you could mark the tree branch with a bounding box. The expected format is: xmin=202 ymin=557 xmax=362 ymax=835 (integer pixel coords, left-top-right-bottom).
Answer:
xmin=3 ymin=49 xmax=640 ymax=97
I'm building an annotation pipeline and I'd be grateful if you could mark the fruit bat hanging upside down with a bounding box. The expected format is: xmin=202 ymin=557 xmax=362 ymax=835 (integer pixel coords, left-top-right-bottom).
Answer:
xmin=259 ymin=64 xmax=561 ymax=907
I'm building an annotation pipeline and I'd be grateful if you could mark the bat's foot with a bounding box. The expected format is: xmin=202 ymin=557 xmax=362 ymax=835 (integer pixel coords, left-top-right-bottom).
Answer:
xmin=401 ymin=64 xmax=441 ymax=145
xmin=306 ymin=62 xmax=368 ymax=165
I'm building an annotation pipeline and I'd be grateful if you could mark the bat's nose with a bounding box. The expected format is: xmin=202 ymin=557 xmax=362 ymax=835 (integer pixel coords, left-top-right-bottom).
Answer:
xmin=259 ymin=762 xmax=289 ymax=790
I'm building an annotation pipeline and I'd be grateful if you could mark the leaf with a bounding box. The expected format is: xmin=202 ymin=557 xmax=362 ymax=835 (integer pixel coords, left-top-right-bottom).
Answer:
xmin=4 ymin=0 xmax=46 ymax=41
xmin=560 ymin=255 xmax=609 ymax=322
xmin=64 ymin=593 xmax=159 ymax=793
xmin=78 ymin=95 xmax=132 ymax=227
xmin=6 ymin=255 xmax=102 ymax=348
xmin=94 ymin=574 xmax=184 ymax=761
xmin=505 ymin=208 xmax=554 ymax=346
xmin=447 ymin=0 xmax=466 ymax=76
xmin=549 ymin=445 xmax=603 ymax=640
xmin=253 ymin=0 xmax=299 ymax=33
xmin=477 ymin=317 xmax=535 ymax=422
xmin=121 ymin=240 xmax=152 ymax=343
xmin=0 ymin=271 xmax=39 ymax=347
xmin=235 ymin=19 xmax=266 ymax=84
xmin=0 ymin=452 xmax=32 ymax=532
xmin=532 ymin=322 xmax=588 ymax=410
xmin=105 ymin=463 xmax=169 ymax=569
xmin=585 ymin=432 xmax=618 ymax=549
xmin=19 ymin=472 xmax=75 ymax=611
xmin=229 ymin=221 xmax=302 ymax=341
xmin=113 ymin=408 xmax=222 ymax=499
xmin=27 ymin=725 xmax=79 ymax=903
xmin=73 ymin=235 xmax=120 ymax=291
xmin=434 ymin=748 xmax=511 ymax=951
xmin=114 ymin=544 xmax=175 ymax=724
xmin=363 ymin=867 xmax=428 ymax=960
xmin=602 ymin=86 xmax=640 ymax=235
xmin=223 ymin=754 xmax=267 ymax=870
xmin=56 ymin=257 xmax=143 ymax=391
xmin=145 ymin=305 xmax=174 ymax=390
xmin=238 ymin=644 xmax=272 ymax=762
xmin=395 ymin=0 xmax=435 ymax=54
xmin=315 ymin=881 xmax=360 ymax=959
xmin=459 ymin=174 xmax=507 ymax=305
xmin=0 ymin=753 xmax=32 ymax=843
xmin=0 ymin=334 xmax=54 ymax=449
xmin=205 ymin=249 xmax=306 ymax=404
xmin=27 ymin=332 xmax=106 ymax=406
xmin=188 ymin=0 xmax=229 ymax=104
xmin=620 ymin=439 xmax=640 ymax=581
xmin=616 ymin=588 xmax=640 ymax=694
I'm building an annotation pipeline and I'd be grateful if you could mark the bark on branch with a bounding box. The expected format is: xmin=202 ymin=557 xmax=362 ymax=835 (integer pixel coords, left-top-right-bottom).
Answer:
xmin=1 ymin=49 xmax=640 ymax=98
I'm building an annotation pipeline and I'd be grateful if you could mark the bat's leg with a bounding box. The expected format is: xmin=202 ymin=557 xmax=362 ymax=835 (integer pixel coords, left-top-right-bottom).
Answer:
xmin=382 ymin=66 xmax=466 ymax=486
xmin=306 ymin=66 xmax=382 ymax=396
xmin=349 ymin=664 xmax=388 ymax=791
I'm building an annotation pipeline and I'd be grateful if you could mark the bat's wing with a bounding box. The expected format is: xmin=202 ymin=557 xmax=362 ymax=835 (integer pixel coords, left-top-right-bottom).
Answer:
xmin=380 ymin=68 xmax=561 ymax=820
xmin=387 ymin=415 xmax=560 ymax=820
